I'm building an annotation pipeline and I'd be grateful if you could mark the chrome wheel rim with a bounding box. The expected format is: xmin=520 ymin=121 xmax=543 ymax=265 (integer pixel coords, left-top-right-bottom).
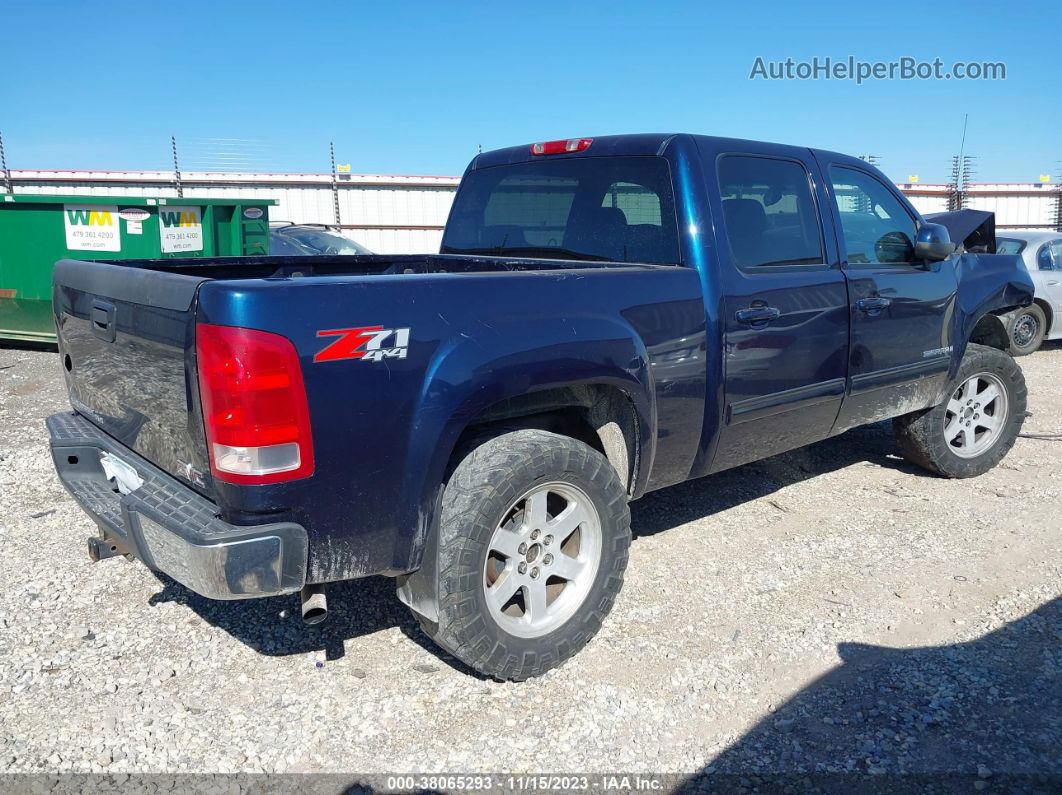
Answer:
xmin=482 ymin=482 xmax=602 ymax=639
xmin=1012 ymin=313 xmax=1039 ymax=348
xmin=944 ymin=372 xmax=1009 ymax=459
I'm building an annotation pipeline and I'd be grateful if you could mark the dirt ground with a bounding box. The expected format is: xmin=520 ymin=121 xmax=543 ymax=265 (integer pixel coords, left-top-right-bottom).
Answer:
xmin=0 ymin=342 xmax=1059 ymax=783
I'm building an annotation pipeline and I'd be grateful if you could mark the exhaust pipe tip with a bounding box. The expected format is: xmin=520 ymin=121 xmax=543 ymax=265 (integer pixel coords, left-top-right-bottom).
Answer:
xmin=300 ymin=584 xmax=328 ymax=626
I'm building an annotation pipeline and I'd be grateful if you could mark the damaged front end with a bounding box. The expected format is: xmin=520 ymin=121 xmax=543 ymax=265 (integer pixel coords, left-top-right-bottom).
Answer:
xmin=926 ymin=209 xmax=999 ymax=254
xmin=951 ymin=256 xmax=1034 ymax=370
xmin=923 ymin=210 xmax=1033 ymax=363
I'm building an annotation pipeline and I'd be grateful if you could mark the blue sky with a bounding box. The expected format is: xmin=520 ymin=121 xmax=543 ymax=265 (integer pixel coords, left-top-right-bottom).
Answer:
xmin=2 ymin=0 xmax=1059 ymax=182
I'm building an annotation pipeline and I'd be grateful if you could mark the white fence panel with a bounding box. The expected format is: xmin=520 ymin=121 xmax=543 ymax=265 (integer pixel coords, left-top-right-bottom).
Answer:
xmin=6 ymin=171 xmax=1058 ymax=252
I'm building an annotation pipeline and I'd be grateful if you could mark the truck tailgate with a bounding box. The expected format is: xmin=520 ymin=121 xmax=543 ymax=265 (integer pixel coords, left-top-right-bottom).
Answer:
xmin=52 ymin=259 xmax=212 ymax=493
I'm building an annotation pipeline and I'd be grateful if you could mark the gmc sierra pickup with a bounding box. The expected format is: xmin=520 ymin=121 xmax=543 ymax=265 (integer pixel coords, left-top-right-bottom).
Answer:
xmin=48 ymin=134 xmax=1034 ymax=680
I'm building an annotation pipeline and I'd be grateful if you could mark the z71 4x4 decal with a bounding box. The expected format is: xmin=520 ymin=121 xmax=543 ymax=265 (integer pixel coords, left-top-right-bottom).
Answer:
xmin=314 ymin=326 xmax=411 ymax=363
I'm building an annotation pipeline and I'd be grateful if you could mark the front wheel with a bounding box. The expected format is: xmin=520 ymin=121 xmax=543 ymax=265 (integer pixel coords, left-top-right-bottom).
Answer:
xmin=893 ymin=343 xmax=1026 ymax=478
xmin=1007 ymin=304 xmax=1047 ymax=356
xmin=420 ymin=429 xmax=631 ymax=681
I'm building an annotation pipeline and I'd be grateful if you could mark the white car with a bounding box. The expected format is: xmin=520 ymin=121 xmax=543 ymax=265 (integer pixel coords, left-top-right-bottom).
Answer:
xmin=996 ymin=231 xmax=1062 ymax=355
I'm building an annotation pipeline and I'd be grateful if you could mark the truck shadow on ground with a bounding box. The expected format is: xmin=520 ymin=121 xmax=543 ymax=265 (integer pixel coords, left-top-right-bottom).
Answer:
xmin=675 ymin=597 xmax=1061 ymax=792
xmin=148 ymin=573 xmax=420 ymax=665
xmin=628 ymin=420 xmax=916 ymax=540
xmin=149 ymin=420 xmax=918 ymax=670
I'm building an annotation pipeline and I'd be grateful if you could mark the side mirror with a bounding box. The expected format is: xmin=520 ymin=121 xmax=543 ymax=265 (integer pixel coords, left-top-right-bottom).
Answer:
xmin=914 ymin=223 xmax=956 ymax=262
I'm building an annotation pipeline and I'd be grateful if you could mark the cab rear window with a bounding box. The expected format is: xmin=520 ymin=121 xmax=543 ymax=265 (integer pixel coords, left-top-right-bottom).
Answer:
xmin=442 ymin=157 xmax=680 ymax=265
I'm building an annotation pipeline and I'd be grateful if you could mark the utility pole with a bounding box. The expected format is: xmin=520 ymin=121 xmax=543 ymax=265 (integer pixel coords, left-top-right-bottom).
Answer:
xmin=171 ymin=136 xmax=183 ymax=198
xmin=960 ymin=156 xmax=977 ymax=209
xmin=1054 ymin=162 xmax=1062 ymax=233
xmin=949 ymin=113 xmax=971 ymax=211
xmin=0 ymin=130 xmax=11 ymax=194
xmin=329 ymin=141 xmax=341 ymax=227
xmin=950 ymin=156 xmax=977 ymax=210
xmin=948 ymin=155 xmax=977 ymax=211
xmin=956 ymin=114 xmax=969 ymax=178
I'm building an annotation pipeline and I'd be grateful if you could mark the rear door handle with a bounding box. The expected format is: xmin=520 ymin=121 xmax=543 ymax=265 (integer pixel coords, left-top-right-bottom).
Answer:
xmin=856 ymin=296 xmax=891 ymax=314
xmin=735 ymin=305 xmax=781 ymax=326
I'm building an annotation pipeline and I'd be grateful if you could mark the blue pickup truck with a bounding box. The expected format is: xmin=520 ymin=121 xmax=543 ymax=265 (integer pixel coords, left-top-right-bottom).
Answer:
xmin=48 ymin=134 xmax=1033 ymax=680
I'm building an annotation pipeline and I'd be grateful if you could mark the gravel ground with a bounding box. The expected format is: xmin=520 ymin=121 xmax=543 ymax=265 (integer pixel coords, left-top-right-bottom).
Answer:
xmin=0 ymin=343 xmax=1059 ymax=781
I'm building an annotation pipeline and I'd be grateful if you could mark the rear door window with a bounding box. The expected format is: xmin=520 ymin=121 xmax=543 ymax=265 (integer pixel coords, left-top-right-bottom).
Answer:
xmin=716 ymin=155 xmax=825 ymax=268
xmin=442 ymin=157 xmax=680 ymax=265
xmin=1039 ymin=240 xmax=1062 ymax=270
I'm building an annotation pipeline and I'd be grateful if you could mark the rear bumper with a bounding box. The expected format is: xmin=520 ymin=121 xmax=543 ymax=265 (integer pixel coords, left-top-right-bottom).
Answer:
xmin=46 ymin=412 xmax=308 ymax=600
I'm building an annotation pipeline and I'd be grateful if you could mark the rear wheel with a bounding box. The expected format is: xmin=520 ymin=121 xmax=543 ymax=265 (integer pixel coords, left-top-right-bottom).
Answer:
xmin=419 ymin=429 xmax=630 ymax=681
xmin=1007 ymin=304 xmax=1047 ymax=356
xmin=893 ymin=343 xmax=1026 ymax=478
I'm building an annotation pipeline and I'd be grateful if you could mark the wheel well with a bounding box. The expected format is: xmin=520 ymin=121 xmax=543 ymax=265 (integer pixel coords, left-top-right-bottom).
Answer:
xmin=968 ymin=312 xmax=1009 ymax=351
xmin=1034 ymin=298 xmax=1054 ymax=333
xmin=454 ymin=385 xmax=640 ymax=493
xmin=397 ymin=386 xmax=638 ymax=625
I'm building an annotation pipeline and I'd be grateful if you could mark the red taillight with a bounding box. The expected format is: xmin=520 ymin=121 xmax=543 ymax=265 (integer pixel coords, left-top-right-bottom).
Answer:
xmin=530 ymin=137 xmax=593 ymax=155
xmin=196 ymin=323 xmax=314 ymax=484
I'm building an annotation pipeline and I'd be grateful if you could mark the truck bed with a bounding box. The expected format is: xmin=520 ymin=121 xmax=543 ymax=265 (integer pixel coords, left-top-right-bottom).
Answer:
xmin=104 ymin=253 xmax=650 ymax=280
xmin=53 ymin=253 xmax=703 ymax=583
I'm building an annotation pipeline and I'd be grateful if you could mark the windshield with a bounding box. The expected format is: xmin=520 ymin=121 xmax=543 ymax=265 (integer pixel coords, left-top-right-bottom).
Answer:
xmin=279 ymin=227 xmax=371 ymax=255
xmin=269 ymin=231 xmax=317 ymax=256
xmin=441 ymin=156 xmax=680 ymax=265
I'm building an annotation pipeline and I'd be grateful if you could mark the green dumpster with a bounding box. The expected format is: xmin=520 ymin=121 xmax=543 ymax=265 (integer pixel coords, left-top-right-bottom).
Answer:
xmin=0 ymin=194 xmax=276 ymax=343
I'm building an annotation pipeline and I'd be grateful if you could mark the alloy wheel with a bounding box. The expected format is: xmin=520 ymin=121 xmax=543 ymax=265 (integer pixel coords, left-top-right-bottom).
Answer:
xmin=944 ymin=372 xmax=1009 ymax=458
xmin=482 ymin=482 xmax=602 ymax=638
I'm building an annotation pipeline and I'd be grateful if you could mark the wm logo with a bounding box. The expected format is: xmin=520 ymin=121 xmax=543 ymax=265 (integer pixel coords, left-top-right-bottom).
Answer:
xmin=65 ymin=209 xmax=114 ymax=226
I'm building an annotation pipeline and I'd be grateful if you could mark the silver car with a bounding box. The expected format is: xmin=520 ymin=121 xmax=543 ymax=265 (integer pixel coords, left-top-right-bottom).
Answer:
xmin=269 ymin=222 xmax=373 ymax=256
xmin=996 ymin=231 xmax=1062 ymax=355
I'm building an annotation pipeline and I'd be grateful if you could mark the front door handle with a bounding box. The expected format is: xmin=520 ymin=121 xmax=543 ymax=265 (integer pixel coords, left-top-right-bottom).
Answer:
xmin=735 ymin=305 xmax=781 ymax=326
xmin=856 ymin=296 xmax=891 ymax=314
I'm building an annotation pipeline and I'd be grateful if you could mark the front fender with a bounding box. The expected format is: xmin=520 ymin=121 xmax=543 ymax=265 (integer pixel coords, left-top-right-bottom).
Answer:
xmin=395 ymin=313 xmax=655 ymax=574
xmin=950 ymin=252 xmax=1033 ymax=376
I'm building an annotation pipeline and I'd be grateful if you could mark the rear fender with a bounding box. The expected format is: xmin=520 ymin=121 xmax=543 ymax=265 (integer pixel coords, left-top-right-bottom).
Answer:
xmin=394 ymin=315 xmax=654 ymax=616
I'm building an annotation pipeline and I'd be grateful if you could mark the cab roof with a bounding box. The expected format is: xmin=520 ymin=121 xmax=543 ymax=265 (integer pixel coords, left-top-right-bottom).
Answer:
xmin=469 ymin=133 xmax=862 ymax=173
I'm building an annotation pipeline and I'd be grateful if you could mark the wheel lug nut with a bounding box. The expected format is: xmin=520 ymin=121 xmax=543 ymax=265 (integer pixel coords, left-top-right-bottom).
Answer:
xmin=518 ymin=543 xmax=527 ymax=555
xmin=543 ymin=553 xmax=553 ymax=565
xmin=530 ymin=529 xmax=540 ymax=540
xmin=544 ymin=534 xmax=553 ymax=546
xmin=530 ymin=567 xmax=540 ymax=579
xmin=518 ymin=562 xmax=527 ymax=575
